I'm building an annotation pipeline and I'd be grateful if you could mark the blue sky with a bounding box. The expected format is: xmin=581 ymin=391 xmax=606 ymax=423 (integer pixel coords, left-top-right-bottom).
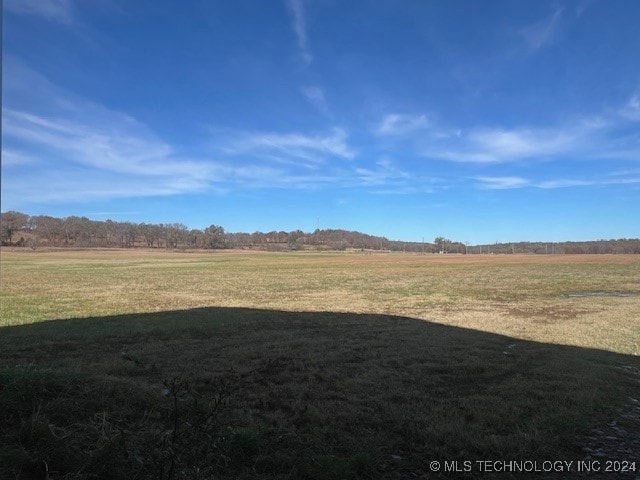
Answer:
xmin=2 ymin=0 xmax=640 ymax=243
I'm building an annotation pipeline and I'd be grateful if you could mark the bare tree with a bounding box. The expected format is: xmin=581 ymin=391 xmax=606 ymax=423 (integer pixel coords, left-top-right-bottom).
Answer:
xmin=434 ymin=236 xmax=447 ymax=253
xmin=204 ymin=225 xmax=226 ymax=249
xmin=1 ymin=211 xmax=29 ymax=245
xmin=32 ymin=215 xmax=64 ymax=246
xmin=164 ymin=223 xmax=189 ymax=249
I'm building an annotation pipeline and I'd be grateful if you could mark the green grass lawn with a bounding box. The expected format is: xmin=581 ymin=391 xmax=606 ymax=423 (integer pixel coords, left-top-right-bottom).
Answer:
xmin=1 ymin=250 xmax=639 ymax=479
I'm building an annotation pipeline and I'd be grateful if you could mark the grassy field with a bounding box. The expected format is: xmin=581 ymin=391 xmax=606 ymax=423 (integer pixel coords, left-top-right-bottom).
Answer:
xmin=1 ymin=249 xmax=639 ymax=479
xmin=2 ymin=249 xmax=639 ymax=353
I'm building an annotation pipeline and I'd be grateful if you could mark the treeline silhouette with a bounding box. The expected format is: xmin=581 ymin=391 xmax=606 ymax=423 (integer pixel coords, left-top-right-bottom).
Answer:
xmin=1 ymin=211 xmax=639 ymax=253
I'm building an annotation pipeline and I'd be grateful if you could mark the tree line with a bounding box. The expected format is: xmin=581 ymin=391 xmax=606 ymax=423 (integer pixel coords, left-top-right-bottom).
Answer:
xmin=1 ymin=211 xmax=639 ymax=253
xmin=0 ymin=211 xmax=431 ymax=251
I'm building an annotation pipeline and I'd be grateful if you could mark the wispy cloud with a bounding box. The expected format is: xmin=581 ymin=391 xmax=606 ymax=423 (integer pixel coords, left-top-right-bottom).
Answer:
xmin=536 ymin=176 xmax=640 ymax=189
xmin=2 ymin=61 xmax=223 ymax=207
xmin=5 ymin=0 xmax=75 ymax=24
xmin=467 ymin=127 xmax=577 ymax=161
xmin=537 ymin=179 xmax=595 ymax=189
xmin=610 ymin=168 xmax=640 ymax=177
xmin=377 ymin=113 xmax=429 ymax=136
xmin=475 ymin=175 xmax=640 ymax=190
xmin=475 ymin=176 xmax=530 ymax=190
xmin=3 ymin=106 xmax=222 ymax=205
xmin=286 ymin=0 xmax=312 ymax=64
xmin=423 ymin=125 xmax=583 ymax=164
xmin=4 ymin=109 xmax=172 ymax=174
xmin=419 ymin=104 xmax=640 ymax=164
xmin=302 ymin=86 xmax=330 ymax=116
xmin=3 ymin=60 xmax=397 ymax=209
xmin=575 ymin=0 xmax=593 ymax=18
xmin=228 ymin=165 xmax=347 ymax=190
xmin=3 ymin=107 xmax=224 ymax=184
xmin=355 ymin=159 xmax=410 ymax=187
xmin=1 ymin=149 xmax=40 ymax=167
xmin=520 ymin=7 xmax=564 ymax=51
xmin=620 ymin=92 xmax=640 ymax=121
xmin=224 ymin=128 xmax=355 ymax=166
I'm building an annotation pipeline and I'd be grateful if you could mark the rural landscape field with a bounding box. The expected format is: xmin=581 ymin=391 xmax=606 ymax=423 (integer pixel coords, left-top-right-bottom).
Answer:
xmin=5 ymin=1 xmax=640 ymax=478
xmin=1 ymin=249 xmax=639 ymax=479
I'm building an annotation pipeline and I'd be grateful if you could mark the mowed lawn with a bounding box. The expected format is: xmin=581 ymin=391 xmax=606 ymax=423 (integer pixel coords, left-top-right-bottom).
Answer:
xmin=1 ymin=250 xmax=639 ymax=479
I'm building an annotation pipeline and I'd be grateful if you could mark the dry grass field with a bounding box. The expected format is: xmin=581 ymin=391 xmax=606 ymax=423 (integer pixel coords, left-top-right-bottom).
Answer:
xmin=1 ymin=249 xmax=639 ymax=479
xmin=2 ymin=249 xmax=639 ymax=353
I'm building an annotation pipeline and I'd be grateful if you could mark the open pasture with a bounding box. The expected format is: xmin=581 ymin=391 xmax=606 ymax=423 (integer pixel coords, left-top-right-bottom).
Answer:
xmin=2 ymin=249 xmax=639 ymax=353
xmin=1 ymin=250 xmax=639 ymax=478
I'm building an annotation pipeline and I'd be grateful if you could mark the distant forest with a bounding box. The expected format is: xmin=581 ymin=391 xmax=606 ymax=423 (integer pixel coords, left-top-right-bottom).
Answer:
xmin=1 ymin=211 xmax=639 ymax=254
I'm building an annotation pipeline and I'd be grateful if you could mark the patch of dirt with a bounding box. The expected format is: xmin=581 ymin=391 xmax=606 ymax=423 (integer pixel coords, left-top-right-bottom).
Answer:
xmin=564 ymin=291 xmax=637 ymax=298
xmin=506 ymin=306 xmax=595 ymax=322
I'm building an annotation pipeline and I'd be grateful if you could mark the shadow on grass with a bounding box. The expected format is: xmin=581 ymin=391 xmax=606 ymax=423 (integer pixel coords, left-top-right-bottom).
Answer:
xmin=1 ymin=307 xmax=639 ymax=479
